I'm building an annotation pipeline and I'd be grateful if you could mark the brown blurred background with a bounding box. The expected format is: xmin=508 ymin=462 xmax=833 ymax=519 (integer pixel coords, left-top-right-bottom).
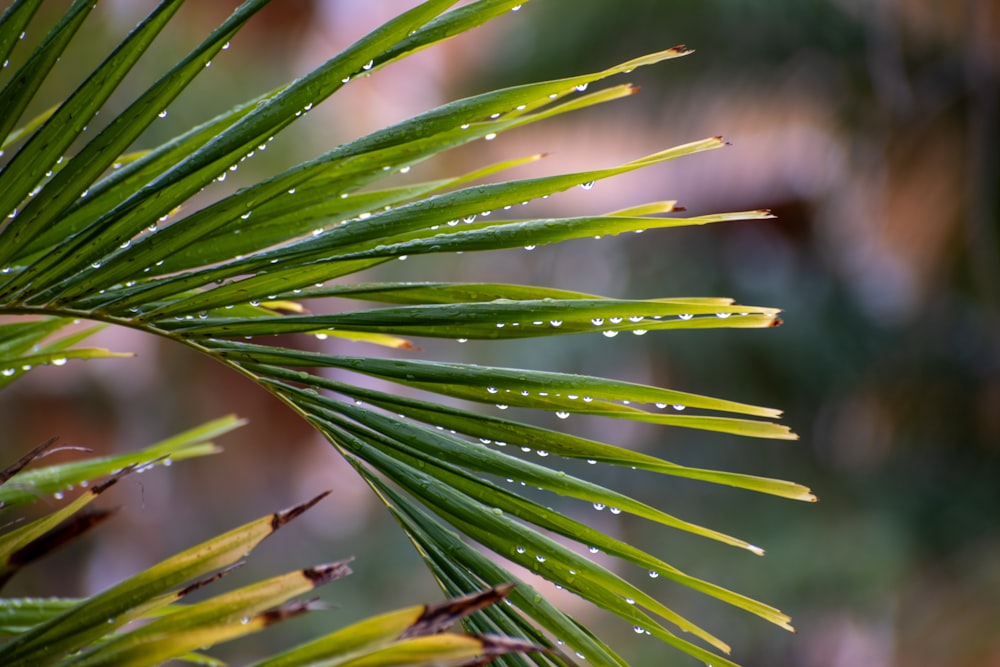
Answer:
xmin=1 ymin=1 xmax=998 ymax=666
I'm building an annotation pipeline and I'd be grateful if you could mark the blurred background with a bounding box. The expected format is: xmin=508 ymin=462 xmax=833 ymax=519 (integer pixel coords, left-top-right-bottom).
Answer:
xmin=1 ymin=1 xmax=998 ymax=665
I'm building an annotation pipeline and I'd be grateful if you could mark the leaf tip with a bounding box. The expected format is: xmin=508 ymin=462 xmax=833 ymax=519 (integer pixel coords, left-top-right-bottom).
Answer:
xmin=303 ymin=558 xmax=354 ymax=586
xmin=271 ymin=490 xmax=331 ymax=531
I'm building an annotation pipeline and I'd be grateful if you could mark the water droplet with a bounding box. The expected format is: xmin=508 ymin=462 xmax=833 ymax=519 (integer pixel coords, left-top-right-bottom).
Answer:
xmin=673 ymin=404 xmax=686 ymax=411
xmin=91 ymin=261 xmax=101 ymax=269
xmin=249 ymin=300 xmax=260 ymax=306
xmin=537 ymin=450 xmax=550 ymax=457
xmin=222 ymin=41 xmax=231 ymax=50
xmin=399 ymin=165 xmax=411 ymax=174
xmin=524 ymin=245 xmax=536 ymax=250
xmin=511 ymin=4 xmax=522 ymax=10
xmin=590 ymin=318 xmax=604 ymax=326
xmin=582 ymin=396 xmax=593 ymax=403
xmin=486 ymin=387 xmax=499 ymax=394
xmin=54 ymin=491 xmax=64 ymax=500
xmin=536 ymin=554 xmax=546 ymax=562
xmin=593 ymin=502 xmax=606 ymax=511
xmin=240 ymin=616 xmax=250 ymax=625
xmin=716 ymin=312 xmax=731 ymax=319
xmin=634 ymin=626 xmax=645 ymax=634
xmin=456 ymin=337 xmax=468 ymax=343
xmin=549 ymin=320 xmax=562 ymax=327
xmin=555 ymin=411 xmax=570 ymax=419
xmin=496 ymin=404 xmax=509 ymax=410
xmin=216 ymin=172 xmax=227 ymax=182
xmin=678 ymin=313 xmax=693 ymax=320
xmin=287 ymin=188 xmax=296 ymax=194
xmin=205 ymin=60 xmax=212 ymax=68
xmin=516 ymin=546 xmax=526 ymax=554
xmin=602 ymin=330 xmax=618 ymax=338
xmin=655 ymin=402 xmax=667 ymax=409
xmin=2 ymin=369 xmax=15 ymax=376
xmin=625 ymin=597 xmax=635 ymax=604
xmin=484 ymin=132 xmax=497 ymax=141
xmin=648 ymin=570 xmax=659 ymax=578
xmin=460 ymin=123 xmax=471 ymax=130
xmin=158 ymin=110 xmax=167 ymax=118
xmin=52 ymin=358 xmax=67 ymax=366
xmin=579 ymin=180 xmax=596 ymax=190
xmin=609 ymin=507 xmax=621 ymax=515
xmin=363 ymin=59 xmax=374 ymax=70
xmin=588 ymin=546 xmax=599 ymax=553
xmin=575 ymin=83 xmax=589 ymax=92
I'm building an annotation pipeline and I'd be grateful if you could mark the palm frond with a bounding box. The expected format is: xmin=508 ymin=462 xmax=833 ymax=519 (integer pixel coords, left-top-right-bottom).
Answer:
xmin=0 ymin=1 xmax=813 ymax=665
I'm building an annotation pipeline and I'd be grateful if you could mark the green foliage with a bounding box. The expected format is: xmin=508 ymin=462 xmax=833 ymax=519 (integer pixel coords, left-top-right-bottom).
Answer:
xmin=0 ymin=1 xmax=813 ymax=665
xmin=0 ymin=434 xmax=533 ymax=666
